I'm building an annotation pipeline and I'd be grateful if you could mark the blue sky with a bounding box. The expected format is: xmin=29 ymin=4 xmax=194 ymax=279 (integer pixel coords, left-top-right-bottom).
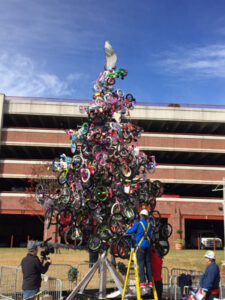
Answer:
xmin=1 ymin=0 xmax=225 ymax=105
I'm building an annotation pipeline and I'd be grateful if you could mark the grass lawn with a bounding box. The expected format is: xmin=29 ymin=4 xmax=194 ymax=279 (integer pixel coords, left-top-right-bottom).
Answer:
xmin=0 ymin=248 xmax=224 ymax=290
xmin=0 ymin=248 xmax=224 ymax=272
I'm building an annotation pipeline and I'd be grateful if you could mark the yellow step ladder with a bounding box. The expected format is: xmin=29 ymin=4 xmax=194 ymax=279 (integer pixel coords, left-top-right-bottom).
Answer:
xmin=122 ymin=247 xmax=158 ymax=300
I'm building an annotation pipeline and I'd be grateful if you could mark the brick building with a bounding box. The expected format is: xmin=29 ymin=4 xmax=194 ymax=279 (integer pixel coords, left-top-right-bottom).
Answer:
xmin=0 ymin=94 xmax=224 ymax=248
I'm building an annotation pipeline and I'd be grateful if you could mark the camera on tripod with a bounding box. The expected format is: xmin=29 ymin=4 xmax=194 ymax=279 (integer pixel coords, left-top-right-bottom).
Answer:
xmin=39 ymin=237 xmax=55 ymax=260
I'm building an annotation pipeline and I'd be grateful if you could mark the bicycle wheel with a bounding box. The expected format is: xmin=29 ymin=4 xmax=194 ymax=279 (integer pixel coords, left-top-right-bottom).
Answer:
xmin=64 ymin=225 xmax=83 ymax=247
xmin=157 ymin=240 xmax=170 ymax=256
xmin=71 ymin=192 xmax=82 ymax=210
xmin=149 ymin=210 xmax=161 ymax=230
xmin=104 ymin=136 xmax=112 ymax=149
xmin=72 ymin=155 xmax=82 ymax=170
xmin=81 ymin=122 xmax=89 ymax=135
xmin=45 ymin=208 xmax=58 ymax=229
xmin=95 ymin=185 xmax=109 ymax=202
xmin=96 ymin=222 xmax=111 ymax=241
xmin=87 ymin=199 xmax=99 ymax=210
xmin=60 ymin=186 xmax=71 ymax=204
xmin=110 ymin=238 xmax=119 ymax=257
xmin=80 ymin=168 xmax=91 ymax=183
xmin=58 ymin=170 xmax=68 ymax=185
xmin=35 ymin=183 xmax=45 ymax=205
xmin=51 ymin=158 xmax=60 ymax=172
xmin=88 ymin=235 xmax=102 ymax=252
xmin=70 ymin=136 xmax=76 ymax=154
xmin=120 ymin=163 xmax=132 ymax=179
xmin=123 ymin=206 xmax=135 ymax=219
xmin=119 ymin=147 xmax=129 ymax=157
xmin=146 ymin=161 xmax=156 ymax=174
xmin=106 ymin=77 xmax=115 ymax=85
xmin=150 ymin=180 xmax=164 ymax=197
xmin=117 ymin=235 xmax=133 ymax=259
xmin=161 ymin=223 xmax=173 ymax=239
xmin=57 ymin=210 xmax=73 ymax=227
xmin=149 ymin=196 xmax=156 ymax=211
xmin=81 ymin=141 xmax=89 ymax=157
xmin=108 ymin=213 xmax=127 ymax=235
xmin=111 ymin=203 xmax=121 ymax=215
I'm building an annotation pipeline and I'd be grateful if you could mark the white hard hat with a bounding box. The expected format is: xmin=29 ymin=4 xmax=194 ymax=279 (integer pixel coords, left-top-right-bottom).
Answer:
xmin=204 ymin=250 xmax=215 ymax=260
xmin=140 ymin=209 xmax=149 ymax=217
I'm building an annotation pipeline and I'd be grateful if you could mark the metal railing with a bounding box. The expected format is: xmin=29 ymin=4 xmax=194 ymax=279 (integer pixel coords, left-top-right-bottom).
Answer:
xmin=2 ymin=264 xmax=225 ymax=300
xmin=162 ymin=266 xmax=170 ymax=297
xmin=0 ymin=266 xmax=62 ymax=300
xmin=5 ymin=95 xmax=225 ymax=110
xmin=169 ymin=268 xmax=225 ymax=300
xmin=45 ymin=264 xmax=74 ymax=291
xmin=170 ymin=271 xmax=203 ymax=300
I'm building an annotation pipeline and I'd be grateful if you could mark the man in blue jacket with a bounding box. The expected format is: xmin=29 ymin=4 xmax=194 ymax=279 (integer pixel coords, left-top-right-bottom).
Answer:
xmin=200 ymin=250 xmax=220 ymax=300
xmin=127 ymin=209 xmax=152 ymax=289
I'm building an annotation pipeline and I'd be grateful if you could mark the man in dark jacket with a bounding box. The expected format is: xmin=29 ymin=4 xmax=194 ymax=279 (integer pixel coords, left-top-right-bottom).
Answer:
xmin=21 ymin=241 xmax=51 ymax=299
xmin=200 ymin=250 xmax=220 ymax=300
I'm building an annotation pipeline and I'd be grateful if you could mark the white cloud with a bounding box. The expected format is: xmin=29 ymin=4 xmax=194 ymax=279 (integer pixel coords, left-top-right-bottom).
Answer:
xmin=0 ymin=52 xmax=84 ymax=97
xmin=158 ymin=44 xmax=225 ymax=78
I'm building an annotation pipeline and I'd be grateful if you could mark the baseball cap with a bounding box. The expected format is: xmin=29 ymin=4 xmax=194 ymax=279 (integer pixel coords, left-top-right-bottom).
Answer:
xmin=27 ymin=241 xmax=38 ymax=252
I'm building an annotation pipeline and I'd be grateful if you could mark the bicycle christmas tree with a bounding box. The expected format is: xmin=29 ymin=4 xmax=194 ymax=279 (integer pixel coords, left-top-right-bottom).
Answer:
xmin=35 ymin=41 xmax=172 ymax=258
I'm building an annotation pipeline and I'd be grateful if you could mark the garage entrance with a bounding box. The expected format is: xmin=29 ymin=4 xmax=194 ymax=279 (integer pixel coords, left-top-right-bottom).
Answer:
xmin=185 ymin=218 xmax=223 ymax=248
xmin=0 ymin=214 xmax=44 ymax=247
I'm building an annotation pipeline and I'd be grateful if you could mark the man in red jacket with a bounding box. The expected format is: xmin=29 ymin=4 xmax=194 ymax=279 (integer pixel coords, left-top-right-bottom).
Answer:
xmin=151 ymin=246 xmax=163 ymax=300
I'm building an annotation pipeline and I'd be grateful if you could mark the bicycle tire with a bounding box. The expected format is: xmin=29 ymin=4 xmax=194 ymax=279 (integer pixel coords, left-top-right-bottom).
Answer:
xmin=64 ymin=225 xmax=83 ymax=247
xmin=88 ymin=235 xmax=102 ymax=252
xmin=51 ymin=158 xmax=60 ymax=172
xmin=45 ymin=208 xmax=54 ymax=229
xmin=96 ymin=222 xmax=111 ymax=241
xmin=58 ymin=170 xmax=68 ymax=185
xmin=59 ymin=186 xmax=71 ymax=204
xmin=35 ymin=183 xmax=45 ymax=205
xmin=126 ymin=94 xmax=134 ymax=102
xmin=111 ymin=203 xmax=121 ymax=215
xmin=71 ymin=192 xmax=82 ymax=210
xmin=117 ymin=235 xmax=133 ymax=259
xmin=70 ymin=136 xmax=76 ymax=154
xmin=80 ymin=168 xmax=91 ymax=183
xmin=87 ymin=200 xmax=99 ymax=210
xmin=151 ymin=180 xmax=163 ymax=197
xmin=120 ymin=163 xmax=132 ymax=178
xmin=161 ymin=223 xmax=173 ymax=239
xmin=149 ymin=210 xmax=161 ymax=226
xmin=106 ymin=77 xmax=115 ymax=85
xmin=157 ymin=240 xmax=170 ymax=256
xmin=108 ymin=213 xmax=127 ymax=235
xmin=95 ymin=185 xmax=109 ymax=202
xmin=57 ymin=210 xmax=73 ymax=227
xmin=146 ymin=162 xmax=156 ymax=174
xmin=104 ymin=136 xmax=112 ymax=149
xmin=123 ymin=206 xmax=135 ymax=219
xmin=149 ymin=196 xmax=156 ymax=211
xmin=72 ymin=155 xmax=82 ymax=170
xmin=81 ymin=122 xmax=89 ymax=135
xmin=110 ymin=238 xmax=119 ymax=257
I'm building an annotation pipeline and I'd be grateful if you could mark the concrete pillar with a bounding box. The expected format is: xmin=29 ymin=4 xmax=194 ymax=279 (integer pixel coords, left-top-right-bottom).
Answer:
xmin=169 ymin=204 xmax=183 ymax=248
xmin=0 ymin=94 xmax=5 ymax=144
xmin=43 ymin=222 xmax=59 ymax=243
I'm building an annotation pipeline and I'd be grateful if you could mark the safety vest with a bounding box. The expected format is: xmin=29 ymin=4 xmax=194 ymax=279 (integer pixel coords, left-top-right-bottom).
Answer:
xmin=135 ymin=221 xmax=151 ymax=252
